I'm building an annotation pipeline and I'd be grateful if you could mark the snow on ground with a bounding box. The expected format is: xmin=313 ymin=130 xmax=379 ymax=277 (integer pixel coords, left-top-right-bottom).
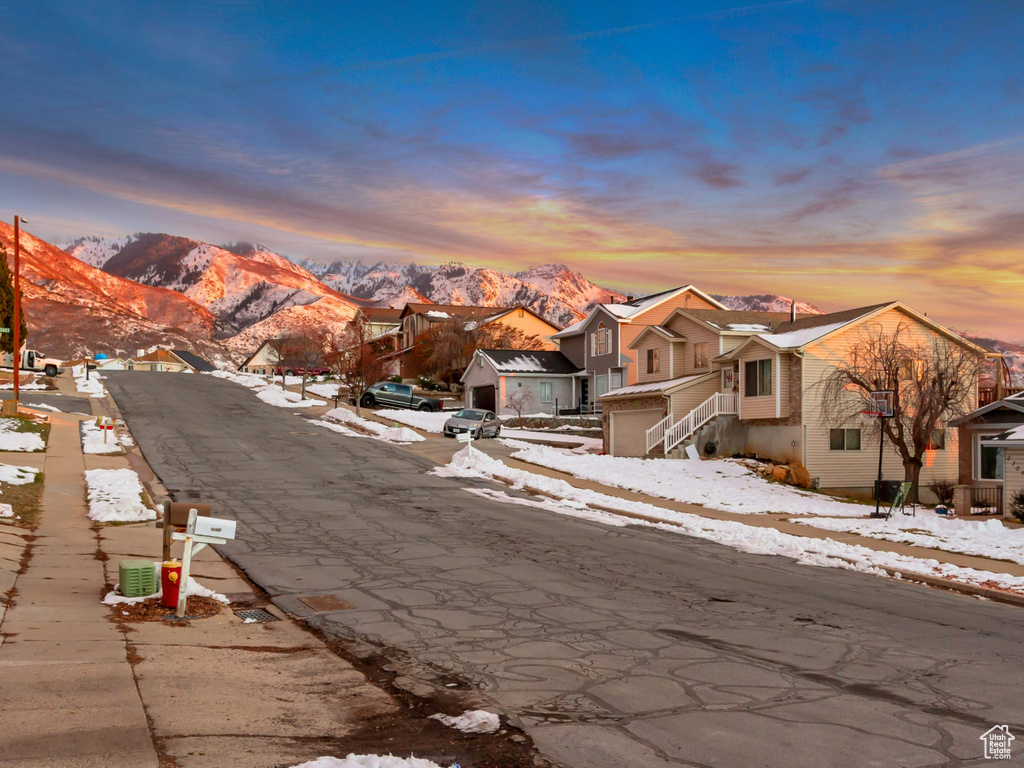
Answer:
xmin=0 ymin=417 xmax=46 ymax=452
xmin=0 ymin=462 xmax=38 ymax=485
xmin=432 ymin=446 xmax=1024 ymax=595
xmin=80 ymin=420 xmax=130 ymax=454
xmin=0 ymin=381 xmax=48 ymax=390
xmin=72 ymin=366 xmax=108 ymax=398
xmin=794 ymin=514 xmax=1024 ymax=565
xmin=256 ymin=387 xmax=325 ymax=408
xmin=502 ymin=440 xmax=872 ymax=517
xmin=84 ymin=468 xmax=157 ymax=522
xmin=323 ymin=408 xmax=425 ymax=443
xmin=377 ymin=409 xmax=449 ymax=432
xmin=206 ymin=370 xmax=267 ymax=388
xmin=429 ymin=709 xmax=500 ymax=734
xmin=501 ymin=429 xmax=602 ymax=450
xmin=0 ymin=503 xmax=12 ymax=518
xmin=290 ymin=756 xmax=446 ymax=768
xmin=307 ymin=382 xmax=343 ymax=399
xmin=103 ymin=565 xmax=229 ymax=605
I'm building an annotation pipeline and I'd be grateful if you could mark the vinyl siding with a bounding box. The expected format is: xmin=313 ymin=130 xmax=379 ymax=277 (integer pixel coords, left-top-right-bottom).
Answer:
xmin=664 ymin=315 xmax=720 ymax=378
xmin=737 ymin=345 xmax=788 ymax=420
xmin=560 ymin=335 xmax=585 ymax=369
xmin=801 ymin=307 xmax=970 ymax=490
xmin=636 ymin=335 xmax=671 ymax=384
xmin=670 ymin=375 xmax=721 ymax=420
xmin=582 ymin=307 xmax=621 ymax=375
xmin=488 ymin=310 xmax=560 ymax=350
xmin=1005 ymin=449 xmax=1024 ymax=518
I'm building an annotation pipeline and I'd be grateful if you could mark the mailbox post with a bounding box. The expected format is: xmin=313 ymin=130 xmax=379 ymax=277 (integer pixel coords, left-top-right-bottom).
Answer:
xmin=170 ymin=508 xmax=236 ymax=618
xmin=457 ymin=430 xmax=475 ymax=453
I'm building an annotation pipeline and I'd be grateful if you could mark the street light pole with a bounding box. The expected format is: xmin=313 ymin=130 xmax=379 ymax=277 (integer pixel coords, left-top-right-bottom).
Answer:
xmin=12 ymin=216 xmax=24 ymax=408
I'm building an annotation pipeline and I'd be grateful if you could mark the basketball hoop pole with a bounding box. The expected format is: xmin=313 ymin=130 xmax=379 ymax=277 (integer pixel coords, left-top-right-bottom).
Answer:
xmin=873 ymin=413 xmax=886 ymax=518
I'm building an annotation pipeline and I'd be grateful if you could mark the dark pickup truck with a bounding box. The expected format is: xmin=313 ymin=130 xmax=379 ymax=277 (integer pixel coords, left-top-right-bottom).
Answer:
xmin=355 ymin=382 xmax=444 ymax=412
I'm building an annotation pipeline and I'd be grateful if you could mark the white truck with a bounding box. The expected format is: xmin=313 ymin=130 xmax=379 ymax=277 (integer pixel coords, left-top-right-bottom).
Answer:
xmin=1 ymin=348 xmax=65 ymax=377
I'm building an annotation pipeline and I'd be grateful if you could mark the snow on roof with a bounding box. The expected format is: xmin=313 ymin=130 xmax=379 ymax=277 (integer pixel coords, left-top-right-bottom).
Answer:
xmin=985 ymin=424 xmax=1024 ymax=443
xmin=599 ymin=373 xmax=708 ymax=399
xmin=725 ymin=323 xmax=773 ymax=333
xmin=426 ymin=310 xmax=451 ymax=319
xmin=551 ymin=318 xmax=586 ymax=337
xmin=478 ymin=349 xmax=581 ymax=375
xmin=755 ymin=320 xmax=853 ymax=349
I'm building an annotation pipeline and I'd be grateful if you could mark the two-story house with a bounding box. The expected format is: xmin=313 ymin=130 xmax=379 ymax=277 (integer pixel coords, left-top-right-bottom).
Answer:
xmin=551 ymin=286 xmax=727 ymax=412
xmin=601 ymin=301 xmax=987 ymax=500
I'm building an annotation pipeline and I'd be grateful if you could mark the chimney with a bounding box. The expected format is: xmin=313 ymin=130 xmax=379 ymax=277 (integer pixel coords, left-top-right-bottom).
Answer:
xmin=626 ymin=294 xmax=634 ymax=303
xmin=790 ymin=299 xmax=796 ymax=323
xmin=137 ymin=348 xmax=145 ymax=358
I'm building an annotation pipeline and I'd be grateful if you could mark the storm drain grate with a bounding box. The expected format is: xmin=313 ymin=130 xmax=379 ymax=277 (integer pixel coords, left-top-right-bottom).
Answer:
xmin=298 ymin=594 xmax=355 ymax=612
xmin=234 ymin=608 xmax=279 ymax=623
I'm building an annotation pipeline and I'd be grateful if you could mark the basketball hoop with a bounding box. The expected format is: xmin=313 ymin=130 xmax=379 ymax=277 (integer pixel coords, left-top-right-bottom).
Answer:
xmin=868 ymin=390 xmax=894 ymax=418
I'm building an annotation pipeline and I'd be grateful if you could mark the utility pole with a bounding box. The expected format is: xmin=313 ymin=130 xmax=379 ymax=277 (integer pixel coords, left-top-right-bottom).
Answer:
xmin=12 ymin=216 xmax=24 ymax=409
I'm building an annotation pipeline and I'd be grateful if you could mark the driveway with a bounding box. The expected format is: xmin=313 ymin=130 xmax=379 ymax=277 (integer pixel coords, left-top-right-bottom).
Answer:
xmin=106 ymin=371 xmax=1024 ymax=768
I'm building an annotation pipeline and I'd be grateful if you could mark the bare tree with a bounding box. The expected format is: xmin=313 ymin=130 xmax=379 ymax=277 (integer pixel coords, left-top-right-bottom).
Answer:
xmin=820 ymin=319 xmax=981 ymax=501
xmin=505 ymin=384 xmax=535 ymax=427
xmin=279 ymin=331 xmax=327 ymax=400
xmin=326 ymin=314 xmax=392 ymax=412
xmin=415 ymin=317 xmax=546 ymax=384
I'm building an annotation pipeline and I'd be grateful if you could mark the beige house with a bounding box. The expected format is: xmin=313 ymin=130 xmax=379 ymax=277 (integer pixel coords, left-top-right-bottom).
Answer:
xmin=551 ymin=286 xmax=728 ymax=412
xmin=399 ymin=303 xmax=561 ymax=351
xmin=600 ymin=301 xmax=987 ymax=500
xmin=133 ymin=349 xmax=214 ymax=373
xmin=240 ymin=339 xmax=284 ymax=375
xmin=982 ymin=424 xmax=1024 ymax=519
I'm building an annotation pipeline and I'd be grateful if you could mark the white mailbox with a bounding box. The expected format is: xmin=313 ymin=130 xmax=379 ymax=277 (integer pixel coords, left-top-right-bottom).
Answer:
xmin=193 ymin=516 xmax=236 ymax=540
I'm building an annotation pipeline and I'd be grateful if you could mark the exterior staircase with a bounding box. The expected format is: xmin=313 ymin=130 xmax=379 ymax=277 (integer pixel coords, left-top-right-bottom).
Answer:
xmin=646 ymin=392 xmax=737 ymax=456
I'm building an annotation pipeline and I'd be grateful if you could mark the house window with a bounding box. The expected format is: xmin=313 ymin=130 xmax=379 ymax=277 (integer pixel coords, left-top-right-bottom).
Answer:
xmin=980 ymin=445 xmax=1004 ymax=480
xmin=592 ymin=323 xmax=610 ymax=356
xmin=610 ymin=371 xmax=622 ymax=391
xmin=744 ymin=359 xmax=773 ymax=397
xmin=927 ymin=429 xmax=946 ymax=450
xmin=830 ymin=428 xmax=862 ymax=451
xmin=539 ymin=381 xmax=553 ymax=403
xmin=595 ymin=374 xmax=608 ymax=397
xmin=899 ymin=358 xmax=923 ymax=381
xmin=693 ymin=342 xmax=708 ymax=370
xmin=647 ymin=348 xmax=660 ymax=374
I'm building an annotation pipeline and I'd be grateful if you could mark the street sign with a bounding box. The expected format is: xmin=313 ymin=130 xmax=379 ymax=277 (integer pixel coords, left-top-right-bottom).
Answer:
xmin=0 ymin=328 xmax=10 ymax=334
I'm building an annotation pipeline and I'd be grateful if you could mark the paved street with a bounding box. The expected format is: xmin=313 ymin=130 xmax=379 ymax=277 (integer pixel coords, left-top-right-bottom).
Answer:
xmin=107 ymin=371 xmax=1024 ymax=768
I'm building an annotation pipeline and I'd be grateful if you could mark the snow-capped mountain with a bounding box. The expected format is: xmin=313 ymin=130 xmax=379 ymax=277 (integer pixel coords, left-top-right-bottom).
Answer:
xmin=61 ymin=234 xmax=137 ymax=269
xmin=712 ymin=294 xmax=823 ymax=315
xmin=71 ymin=234 xmax=361 ymax=336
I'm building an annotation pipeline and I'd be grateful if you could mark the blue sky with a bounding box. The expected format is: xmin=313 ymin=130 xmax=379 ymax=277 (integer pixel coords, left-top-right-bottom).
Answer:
xmin=0 ymin=0 xmax=1021 ymax=339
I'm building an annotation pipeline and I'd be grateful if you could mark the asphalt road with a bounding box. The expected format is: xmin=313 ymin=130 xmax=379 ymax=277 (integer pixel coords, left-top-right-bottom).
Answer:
xmin=107 ymin=372 xmax=1024 ymax=768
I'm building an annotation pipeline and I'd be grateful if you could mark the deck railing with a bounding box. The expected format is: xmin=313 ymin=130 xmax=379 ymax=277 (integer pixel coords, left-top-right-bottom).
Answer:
xmin=661 ymin=392 xmax=738 ymax=454
xmin=646 ymin=414 xmax=673 ymax=454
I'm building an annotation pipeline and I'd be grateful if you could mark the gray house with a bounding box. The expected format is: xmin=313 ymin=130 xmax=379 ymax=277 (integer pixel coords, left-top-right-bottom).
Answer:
xmin=461 ymin=349 xmax=582 ymax=416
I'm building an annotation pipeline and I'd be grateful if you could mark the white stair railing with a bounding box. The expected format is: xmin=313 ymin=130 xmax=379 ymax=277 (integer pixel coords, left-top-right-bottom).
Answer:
xmin=645 ymin=414 xmax=673 ymax=453
xmin=663 ymin=392 xmax=737 ymax=454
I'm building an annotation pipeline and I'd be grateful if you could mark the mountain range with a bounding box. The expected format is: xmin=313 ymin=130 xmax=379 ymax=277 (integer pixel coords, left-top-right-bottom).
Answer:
xmin=0 ymin=227 xmax=1006 ymax=386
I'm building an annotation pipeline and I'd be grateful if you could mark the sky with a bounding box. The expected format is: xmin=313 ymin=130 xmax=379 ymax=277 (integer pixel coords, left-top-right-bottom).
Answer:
xmin=0 ymin=0 xmax=1021 ymax=340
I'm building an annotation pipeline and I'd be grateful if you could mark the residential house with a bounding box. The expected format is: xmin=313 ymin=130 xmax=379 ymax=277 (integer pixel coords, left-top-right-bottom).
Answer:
xmin=461 ymin=349 xmax=582 ymax=415
xmin=600 ymin=301 xmax=987 ymax=500
xmin=240 ymin=339 xmax=284 ymax=375
xmin=551 ymin=286 xmax=728 ymax=413
xmin=950 ymin=391 xmax=1024 ymax=515
xmin=981 ymin=421 xmax=1024 ymax=519
xmin=133 ymin=349 xmax=215 ymax=373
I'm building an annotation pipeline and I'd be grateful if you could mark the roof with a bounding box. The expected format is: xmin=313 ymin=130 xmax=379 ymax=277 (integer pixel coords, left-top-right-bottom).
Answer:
xmin=400 ymin=303 xmax=509 ymax=320
xmin=949 ymin=395 xmax=1024 ymax=427
xmin=982 ymin=424 xmax=1024 ymax=446
xmin=475 ymin=305 xmax=562 ymax=332
xmin=677 ymin=308 xmax=810 ymax=334
xmin=627 ymin=325 xmax=687 ymax=350
xmin=551 ymin=285 xmax=728 ymax=338
xmin=134 ymin=349 xmax=186 ymax=365
xmin=473 ymin=349 xmax=581 ymax=375
xmin=171 ymin=350 xmax=216 ymax=372
xmin=240 ymin=338 xmax=285 ymax=369
xmin=360 ymin=307 xmax=403 ymax=323
xmin=599 ymin=372 xmax=714 ymax=399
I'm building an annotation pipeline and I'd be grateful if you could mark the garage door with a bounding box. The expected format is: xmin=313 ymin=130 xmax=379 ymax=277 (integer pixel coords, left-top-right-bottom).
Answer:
xmin=610 ymin=408 xmax=664 ymax=457
xmin=472 ymin=385 xmax=496 ymax=412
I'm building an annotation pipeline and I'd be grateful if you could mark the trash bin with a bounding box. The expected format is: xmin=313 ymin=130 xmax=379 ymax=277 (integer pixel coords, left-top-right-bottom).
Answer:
xmin=161 ymin=561 xmax=182 ymax=608
xmin=874 ymin=480 xmax=902 ymax=503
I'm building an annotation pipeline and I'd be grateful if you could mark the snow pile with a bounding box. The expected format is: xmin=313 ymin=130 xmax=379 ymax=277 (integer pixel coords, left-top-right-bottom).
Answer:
xmin=501 ymin=429 xmax=602 ymax=449
xmin=325 ymin=408 xmax=425 ymax=443
xmin=72 ymin=366 xmax=107 ymax=398
xmin=102 ymin=564 xmax=229 ymax=605
xmin=430 ymin=709 xmax=500 ymax=733
xmin=206 ymin=370 xmax=267 ymax=388
xmin=307 ymin=382 xmax=343 ymax=399
xmin=256 ymin=387 xmax=325 ymax=408
xmin=84 ymin=468 xmax=157 ymax=522
xmin=795 ymin=515 xmax=1024 ymax=565
xmin=0 ymin=463 xmax=39 ymax=485
xmin=0 ymin=418 xmax=46 ymax=452
xmin=0 ymin=381 xmax=48 ymax=391
xmin=80 ymin=420 xmax=129 ymax=455
xmin=503 ymin=441 xmax=872 ymax=517
xmin=377 ymin=409 xmax=449 ymax=433
xmin=0 ymin=503 xmax=13 ymax=518
xmin=290 ymin=756 xmax=446 ymax=768
xmin=432 ymin=447 xmax=1024 ymax=595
